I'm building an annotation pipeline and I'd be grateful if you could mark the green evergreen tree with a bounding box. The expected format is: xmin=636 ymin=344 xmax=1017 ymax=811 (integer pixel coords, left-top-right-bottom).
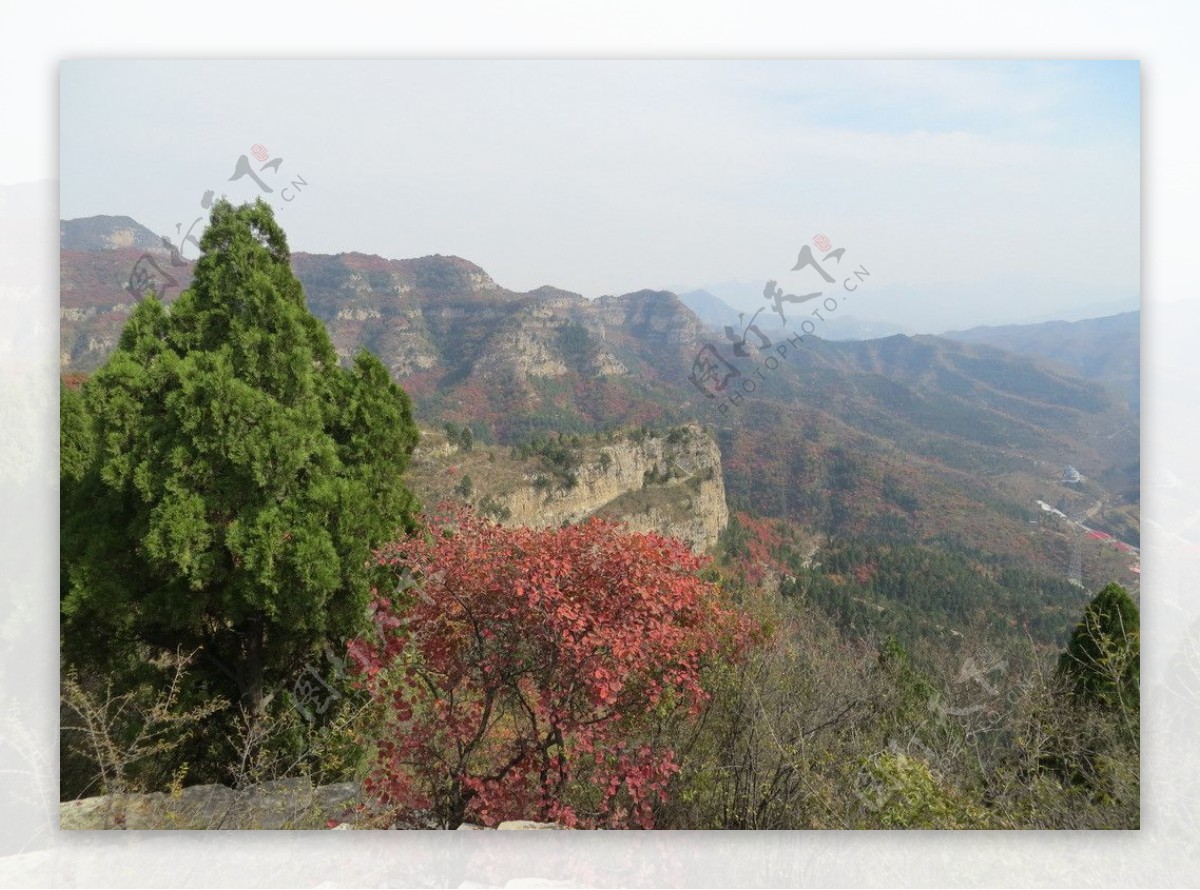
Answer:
xmin=59 ymin=382 xmax=93 ymax=486
xmin=61 ymin=199 xmax=420 ymax=715
xmin=1058 ymin=582 xmax=1140 ymax=712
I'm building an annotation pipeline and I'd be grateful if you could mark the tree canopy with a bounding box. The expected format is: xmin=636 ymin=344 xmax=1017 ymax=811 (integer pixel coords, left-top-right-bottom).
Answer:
xmin=1058 ymin=582 xmax=1140 ymax=712
xmin=61 ymin=198 xmax=420 ymax=715
xmin=349 ymin=508 xmax=749 ymax=828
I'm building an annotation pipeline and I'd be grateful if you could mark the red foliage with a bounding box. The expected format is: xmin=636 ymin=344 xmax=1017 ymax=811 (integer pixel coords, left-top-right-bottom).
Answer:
xmin=852 ymin=563 xmax=877 ymax=585
xmin=394 ymin=370 xmax=442 ymax=400
xmin=348 ymin=507 xmax=748 ymax=829
xmin=732 ymin=511 xmax=790 ymax=586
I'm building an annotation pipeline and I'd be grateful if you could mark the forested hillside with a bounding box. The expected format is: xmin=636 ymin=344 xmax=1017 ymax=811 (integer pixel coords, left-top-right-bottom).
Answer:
xmin=944 ymin=311 xmax=1139 ymax=410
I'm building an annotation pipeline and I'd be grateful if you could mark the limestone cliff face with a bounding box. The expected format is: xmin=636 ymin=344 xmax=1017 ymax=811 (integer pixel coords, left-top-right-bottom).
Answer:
xmin=595 ymin=290 xmax=710 ymax=353
xmin=406 ymin=424 xmax=729 ymax=552
xmin=501 ymin=426 xmax=727 ymax=551
xmin=61 ymin=236 xmax=709 ymax=393
xmin=469 ymin=302 xmax=628 ymax=383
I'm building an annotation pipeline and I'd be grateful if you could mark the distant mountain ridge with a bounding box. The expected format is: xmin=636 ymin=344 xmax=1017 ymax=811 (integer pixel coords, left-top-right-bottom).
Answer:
xmin=679 ymin=288 xmax=910 ymax=343
xmin=60 ymin=215 xmax=163 ymax=252
xmin=678 ymin=289 xmax=743 ymax=330
xmin=942 ymin=311 xmax=1139 ymax=410
xmin=817 ymin=315 xmax=912 ymax=341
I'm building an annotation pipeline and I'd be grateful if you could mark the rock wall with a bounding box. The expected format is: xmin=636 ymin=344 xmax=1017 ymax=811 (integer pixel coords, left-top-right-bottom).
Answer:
xmin=436 ymin=423 xmax=730 ymax=552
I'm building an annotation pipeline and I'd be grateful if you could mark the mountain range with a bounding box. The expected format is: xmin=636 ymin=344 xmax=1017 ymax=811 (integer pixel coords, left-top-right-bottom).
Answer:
xmin=59 ymin=216 xmax=1141 ymax=632
xmin=942 ymin=311 xmax=1139 ymax=411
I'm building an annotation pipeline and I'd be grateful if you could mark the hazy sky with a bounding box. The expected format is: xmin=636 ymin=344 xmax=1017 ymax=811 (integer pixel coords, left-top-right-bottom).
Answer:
xmin=60 ymin=60 xmax=1139 ymax=331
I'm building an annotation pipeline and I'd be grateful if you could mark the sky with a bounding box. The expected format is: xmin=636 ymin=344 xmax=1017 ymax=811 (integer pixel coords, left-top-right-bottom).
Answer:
xmin=59 ymin=60 xmax=1139 ymax=332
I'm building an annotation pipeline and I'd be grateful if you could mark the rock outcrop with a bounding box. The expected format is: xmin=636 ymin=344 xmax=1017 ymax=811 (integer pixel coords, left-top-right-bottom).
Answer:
xmin=405 ymin=423 xmax=729 ymax=552
xmin=456 ymin=821 xmax=568 ymax=830
xmin=499 ymin=427 xmax=727 ymax=551
xmin=59 ymin=780 xmax=362 ymax=830
xmin=59 ymin=782 xmax=573 ymax=831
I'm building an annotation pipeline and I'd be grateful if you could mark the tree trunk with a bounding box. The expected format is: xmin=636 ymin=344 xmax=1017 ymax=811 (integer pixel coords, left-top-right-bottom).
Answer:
xmin=238 ymin=617 xmax=267 ymax=716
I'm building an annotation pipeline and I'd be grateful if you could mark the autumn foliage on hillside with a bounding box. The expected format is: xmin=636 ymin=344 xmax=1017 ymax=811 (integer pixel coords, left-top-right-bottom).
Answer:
xmin=348 ymin=508 xmax=750 ymax=828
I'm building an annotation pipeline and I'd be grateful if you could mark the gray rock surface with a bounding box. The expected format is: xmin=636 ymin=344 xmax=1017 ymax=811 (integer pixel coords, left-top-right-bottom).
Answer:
xmin=60 ymin=780 xmax=363 ymax=830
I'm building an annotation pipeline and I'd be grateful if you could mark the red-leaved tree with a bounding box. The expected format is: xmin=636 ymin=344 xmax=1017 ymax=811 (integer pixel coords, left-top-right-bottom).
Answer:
xmin=347 ymin=508 xmax=748 ymax=828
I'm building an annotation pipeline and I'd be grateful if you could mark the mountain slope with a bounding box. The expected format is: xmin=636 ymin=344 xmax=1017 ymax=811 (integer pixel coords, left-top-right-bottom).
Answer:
xmin=942 ymin=311 xmax=1139 ymax=410
xmin=678 ymin=289 xmax=742 ymax=330
xmin=60 ymin=215 xmax=163 ymax=252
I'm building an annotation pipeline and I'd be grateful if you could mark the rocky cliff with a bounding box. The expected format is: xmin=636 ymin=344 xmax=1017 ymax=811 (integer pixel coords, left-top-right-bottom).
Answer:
xmin=405 ymin=423 xmax=729 ymax=552
xmin=59 ymin=227 xmax=711 ymax=442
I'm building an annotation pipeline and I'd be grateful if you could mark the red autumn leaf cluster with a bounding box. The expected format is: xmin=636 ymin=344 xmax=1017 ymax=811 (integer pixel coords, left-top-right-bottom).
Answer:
xmin=348 ymin=506 xmax=749 ymax=829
